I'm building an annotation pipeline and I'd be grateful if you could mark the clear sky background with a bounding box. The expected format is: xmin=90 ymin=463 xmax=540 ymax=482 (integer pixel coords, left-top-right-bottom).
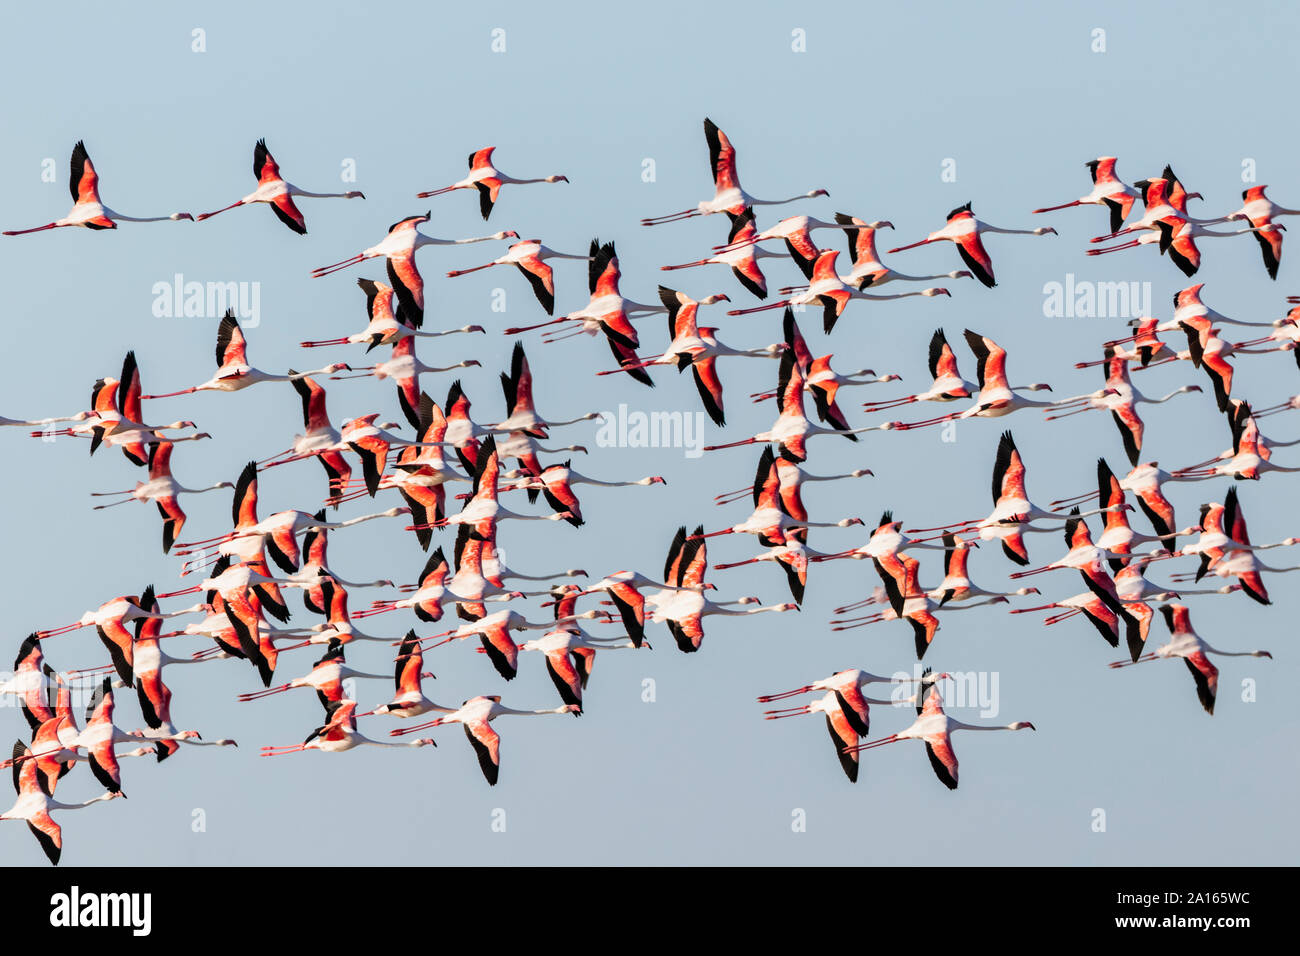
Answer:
xmin=1 ymin=1 xmax=1297 ymax=865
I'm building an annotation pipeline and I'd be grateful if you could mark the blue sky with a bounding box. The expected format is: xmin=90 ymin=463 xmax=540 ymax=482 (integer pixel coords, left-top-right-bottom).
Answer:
xmin=1 ymin=0 xmax=1296 ymax=864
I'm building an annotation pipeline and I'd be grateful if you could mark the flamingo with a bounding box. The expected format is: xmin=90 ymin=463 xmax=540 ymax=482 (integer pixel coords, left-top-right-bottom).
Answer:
xmin=237 ymin=638 xmax=393 ymax=705
xmin=714 ymin=444 xmax=872 ymax=514
xmin=361 ymin=633 xmax=451 ymax=719
xmin=3 ymin=141 xmax=192 ymax=236
xmin=650 ymin=525 xmax=797 ymax=653
xmin=862 ymin=328 xmax=975 ymax=413
xmin=928 ymin=534 xmax=1041 ymax=606
xmin=1087 ymin=172 xmax=1218 ymax=244
xmin=504 ymin=460 xmax=665 ymax=527
xmin=421 ymin=606 xmax=610 ymax=685
xmin=848 ymin=676 xmax=1036 ymax=790
xmin=1088 ymin=216 xmax=1281 ymax=277
xmin=904 ymin=431 xmax=1121 ymax=565
xmin=762 ymin=688 xmax=916 ymax=782
xmin=446 ymin=239 xmax=589 ymax=315
xmin=660 ymin=207 xmax=781 ymax=299
xmin=195 ymin=139 xmax=363 ymax=234
xmin=143 ymin=312 xmax=349 ymax=399
xmin=260 ymin=699 xmax=435 ymax=756
xmin=255 ymin=374 xmax=353 ymax=506
xmin=486 ymin=341 xmax=601 ymax=437
xmin=828 ymin=553 xmax=1008 ymax=657
xmin=390 ymin=695 xmax=577 ymax=785
xmin=829 ymin=214 xmax=972 ymax=289
xmin=1222 ymin=185 xmax=1300 ymax=278
xmin=311 ymin=211 xmax=516 ymax=326
xmin=887 ymin=202 xmax=1056 ymax=288
xmin=1 ymin=636 xmax=56 ymax=733
xmin=417 ymin=147 xmax=567 ymax=218
xmin=504 ymin=240 xmax=665 ymax=385
xmin=1172 ymin=401 xmax=1300 ymax=482
xmin=518 ymin=623 xmax=641 ymax=715
xmin=37 ymin=592 xmax=204 ymax=687
xmin=711 ymin=212 xmax=873 ymax=279
xmin=1045 ymin=346 xmax=1202 ymax=464
xmin=704 ymin=348 xmax=892 ymax=460
xmin=1108 ymin=604 xmax=1272 ymax=714
xmin=1 ymin=739 xmax=123 ymax=864
xmin=599 ymin=287 xmax=781 ymax=424
xmin=90 ymin=441 xmax=233 ymax=552
xmin=727 ymin=249 xmax=951 ymax=334
xmin=406 ymin=436 xmax=574 ymax=537
xmin=712 ymin=527 xmax=844 ymax=604
xmin=890 ymin=330 xmax=1069 ymax=430
xmin=42 ymin=354 xmax=207 ymax=462
xmin=300 ymin=277 xmax=484 ymax=349
xmin=331 ymin=332 xmax=481 ymax=430
xmin=641 ymin=118 xmax=827 ymax=225
xmin=1032 ymin=156 xmax=1141 ymax=233
xmin=701 ymin=443 xmax=863 ymax=546
xmin=748 ymin=310 xmax=897 ymax=420
xmin=366 ymin=394 xmax=471 ymax=543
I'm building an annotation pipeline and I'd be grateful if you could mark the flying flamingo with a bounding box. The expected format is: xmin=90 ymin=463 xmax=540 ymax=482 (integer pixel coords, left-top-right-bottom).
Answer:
xmin=599 ymin=287 xmax=782 ymax=424
xmin=660 ymin=207 xmax=781 ymax=299
xmin=1108 ymin=604 xmax=1271 ymax=714
xmin=1032 ymin=157 xmax=1141 ymax=233
xmin=504 ymin=460 xmax=666 ymax=527
xmin=421 ymin=606 xmax=610 ymax=684
xmin=406 ymin=437 xmax=574 ymax=537
xmin=848 ymin=676 xmax=1035 ymax=790
xmin=1045 ymin=346 xmax=1202 ymax=464
xmin=361 ymin=633 xmax=452 ymax=719
xmin=0 ymin=636 xmax=54 ymax=732
xmin=712 ymin=444 xmax=872 ymax=514
xmin=390 ymin=695 xmax=577 ymax=785
xmin=194 ymin=139 xmax=363 ymax=234
xmin=2 ymin=739 xmax=124 ymax=864
xmin=301 ymin=277 xmax=484 ymax=349
xmin=728 ymin=249 xmax=951 ymax=334
xmin=650 ymin=525 xmax=797 ymax=653
xmin=446 ymin=239 xmax=589 ymax=315
xmin=486 ymin=341 xmax=602 ymax=438
xmin=862 ymin=328 xmax=975 ymax=413
xmin=830 ymin=214 xmax=973 ymax=288
xmin=904 ymin=431 xmax=1121 ymax=564
xmin=254 ymin=374 xmax=353 ymax=506
xmin=641 ymin=118 xmax=827 ymax=225
xmin=704 ymin=348 xmax=892 ymax=460
xmin=1221 ymin=185 xmax=1300 ymax=277
xmin=311 ymin=211 xmax=517 ymax=326
xmin=330 ymin=331 xmax=481 ymax=429
xmin=748 ymin=310 xmax=897 ymax=420
xmin=504 ymin=240 xmax=665 ymax=385
xmin=37 ymin=592 xmax=204 ymax=687
xmin=417 ymin=146 xmax=567 ymax=218
xmin=518 ymin=623 xmax=641 ymax=715
xmin=3 ymin=141 xmax=192 ymax=236
xmin=762 ymin=688 xmax=916 ymax=782
xmin=261 ymin=699 xmax=435 ymax=756
xmin=711 ymin=212 xmax=875 ymax=279
xmin=236 ymin=637 xmax=392 ymax=705
xmin=890 ymin=330 xmax=1068 ymax=430
xmin=143 ymin=312 xmax=350 ymax=399
xmin=90 ymin=441 xmax=233 ymax=552
xmin=887 ymin=202 xmax=1056 ymax=288
xmin=1088 ymin=216 xmax=1280 ymax=277
xmin=928 ymin=534 xmax=1041 ymax=606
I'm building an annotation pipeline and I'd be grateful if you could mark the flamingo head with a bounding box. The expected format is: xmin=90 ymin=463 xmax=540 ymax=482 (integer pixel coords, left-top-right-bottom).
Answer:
xmin=1010 ymin=721 xmax=1036 ymax=731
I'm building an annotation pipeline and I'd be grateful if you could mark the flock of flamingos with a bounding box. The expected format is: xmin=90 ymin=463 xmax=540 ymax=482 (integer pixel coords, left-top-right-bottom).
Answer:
xmin=1 ymin=120 xmax=1296 ymax=864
